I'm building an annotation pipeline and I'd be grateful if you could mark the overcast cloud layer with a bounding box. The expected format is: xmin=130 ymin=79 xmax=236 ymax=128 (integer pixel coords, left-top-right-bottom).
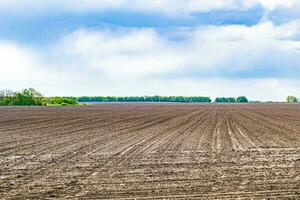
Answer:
xmin=1 ymin=0 xmax=300 ymax=101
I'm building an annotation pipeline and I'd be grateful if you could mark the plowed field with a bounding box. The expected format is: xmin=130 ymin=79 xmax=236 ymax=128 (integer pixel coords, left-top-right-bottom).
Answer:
xmin=0 ymin=104 xmax=299 ymax=199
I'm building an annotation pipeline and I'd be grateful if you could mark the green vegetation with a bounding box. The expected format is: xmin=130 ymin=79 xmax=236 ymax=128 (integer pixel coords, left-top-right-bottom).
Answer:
xmin=0 ymin=89 xmax=78 ymax=106
xmin=286 ymin=96 xmax=298 ymax=103
xmin=0 ymin=88 xmax=44 ymax=106
xmin=215 ymin=96 xmax=248 ymax=103
xmin=77 ymin=96 xmax=212 ymax=103
xmin=236 ymin=96 xmax=248 ymax=103
xmin=44 ymin=97 xmax=78 ymax=106
xmin=215 ymin=97 xmax=236 ymax=103
xmin=0 ymin=90 xmax=252 ymax=105
xmin=8 ymin=87 xmax=296 ymax=105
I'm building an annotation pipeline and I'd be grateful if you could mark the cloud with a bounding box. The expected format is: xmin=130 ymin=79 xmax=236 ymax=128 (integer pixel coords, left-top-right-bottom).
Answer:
xmin=0 ymin=42 xmax=39 ymax=82
xmin=52 ymin=20 xmax=300 ymax=79
xmin=245 ymin=0 xmax=299 ymax=11
xmin=0 ymin=41 xmax=92 ymax=94
xmin=1 ymin=19 xmax=300 ymax=100
xmin=56 ymin=28 xmax=188 ymax=78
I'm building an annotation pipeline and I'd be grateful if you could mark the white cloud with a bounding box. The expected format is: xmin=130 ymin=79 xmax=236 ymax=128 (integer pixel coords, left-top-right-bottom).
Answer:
xmin=1 ymin=20 xmax=300 ymax=100
xmin=0 ymin=41 xmax=91 ymax=94
xmin=53 ymin=20 xmax=300 ymax=78
xmin=0 ymin=42 xmax=39 ymax=82
xmin=57 ymin=29 xmax=188 ymax=78
xmin=245 ymin=0 xmax=299 ymax=11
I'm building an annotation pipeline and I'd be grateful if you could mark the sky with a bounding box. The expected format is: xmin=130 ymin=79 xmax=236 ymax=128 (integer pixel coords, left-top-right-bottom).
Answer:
xmin=0 ymin=0 xmax=300 ymax=101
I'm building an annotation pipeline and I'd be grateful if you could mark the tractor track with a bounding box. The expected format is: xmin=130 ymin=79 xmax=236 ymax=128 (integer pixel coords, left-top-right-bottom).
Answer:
xmin=0 ymin=103 xmax=299 ymax=199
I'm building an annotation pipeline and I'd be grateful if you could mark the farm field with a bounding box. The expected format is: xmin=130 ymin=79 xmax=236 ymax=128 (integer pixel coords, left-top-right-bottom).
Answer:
xmin=0 ymin=103 xmax=299 ymax=199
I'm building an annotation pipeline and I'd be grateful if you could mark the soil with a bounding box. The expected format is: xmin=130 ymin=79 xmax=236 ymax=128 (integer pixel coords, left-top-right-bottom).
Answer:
xmin=0 ymin=103 xmax=299 ymax=199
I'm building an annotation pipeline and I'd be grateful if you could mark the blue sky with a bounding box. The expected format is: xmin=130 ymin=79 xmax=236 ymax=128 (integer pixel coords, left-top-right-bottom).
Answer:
xmin=0 ymin=0 xmax=300 ymax=101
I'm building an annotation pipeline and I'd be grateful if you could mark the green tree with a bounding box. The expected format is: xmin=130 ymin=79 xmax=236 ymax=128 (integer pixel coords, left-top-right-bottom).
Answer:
xmin=0 ymin=90 xmax=13 ymax=105
xmin=227 ymin=97 xmax=237 ymax=103
xmin=236 ymin=96 xmax=248 ymax=103
xmin=77 ymin=96 xmax=212 ymax=103
xmin=0 ymin=88 xmax=44 ymax=106
xmin=286 ymin=96 xmax=298 ymax=103
xmin=215 ymin=97 xmax=229 ymax=103
xmin=47 ymin=97 xmax=77 ymax=105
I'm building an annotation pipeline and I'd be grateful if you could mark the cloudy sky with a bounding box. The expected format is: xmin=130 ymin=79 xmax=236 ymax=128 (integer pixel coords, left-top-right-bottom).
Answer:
xmin=1 ymin=0 xmax=300 ymax=101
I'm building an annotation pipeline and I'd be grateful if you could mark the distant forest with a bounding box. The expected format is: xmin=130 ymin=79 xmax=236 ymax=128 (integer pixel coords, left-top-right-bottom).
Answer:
xmin=77 ymin=96 xmax=212 ymax=103
xmin=3 ymin=88 xmax=299 ymax=106
xmin=214 ymin=96 xmax=248 ymax=103
xmin=77 ymin=96 xmax=249 ymax=103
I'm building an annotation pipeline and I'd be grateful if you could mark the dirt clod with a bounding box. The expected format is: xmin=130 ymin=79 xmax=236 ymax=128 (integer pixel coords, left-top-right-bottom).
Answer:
xmin=0 ymin=103 xmax=299 ymax=199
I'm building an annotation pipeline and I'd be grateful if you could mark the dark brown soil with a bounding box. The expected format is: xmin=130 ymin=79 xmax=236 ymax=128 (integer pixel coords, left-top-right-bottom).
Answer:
xmin=0 ymin=103 xmax=299 ymax=199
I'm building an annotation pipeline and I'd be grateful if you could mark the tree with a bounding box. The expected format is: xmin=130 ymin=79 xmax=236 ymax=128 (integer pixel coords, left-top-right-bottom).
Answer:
xmin=236 ymin=96 xmax=248 ymax=103
xmin=0 ymin=89 xmax=14 ymax=106
xmin=215 ymin=97 xmax=230 ymax=103
xmin=16 ymin=88 xmax=44 ymax=105
xmin=215 ymin=96 xmax=248 ymax=103
xmin=227 ymin=97 xmax=237 ymax=103
xmin=77 ymin=96 xmax=212 ymax=103
xmin=0 ymin=89 xmax=14 ymax=97
xmin=286 ymin=96 xmax=298 ymax=103
xmin=0 ymin=88 xmax=44 ymax=106
xmin=215 ymin=97 xmax=225 ymax=103
xmin=47 ymin=97 xmax=77 ymax=105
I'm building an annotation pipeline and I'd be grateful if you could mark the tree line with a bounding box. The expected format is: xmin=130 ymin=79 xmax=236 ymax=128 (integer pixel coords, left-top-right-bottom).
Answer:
xmin=0 ymin=88 xmax=252 ymax=106
xmin=77 ymin=96 xmax=250 ymax=103
xmin=2 ymin=89 xmax=299 ymax=105
xmin=77 ymin=96 xmax=212 ymax=103
xmin=214 ymin=96 xmax=248 ymax=103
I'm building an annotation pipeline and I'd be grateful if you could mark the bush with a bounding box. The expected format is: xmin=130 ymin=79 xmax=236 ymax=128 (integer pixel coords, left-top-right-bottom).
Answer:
xmin=236 ymin=96 xmax=248 ymax=103
xmin=0 ymin=88 xmax=43 ymax=106
xmin=215 ymin=96 xmax=248 ymax=103
xmin=286 ymin=96 xmax=298 ymax=103
xmin=47 ymin=97 xmax=78 ymax=105
xmin=77 ymin=96 xmax=212 ymax=103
